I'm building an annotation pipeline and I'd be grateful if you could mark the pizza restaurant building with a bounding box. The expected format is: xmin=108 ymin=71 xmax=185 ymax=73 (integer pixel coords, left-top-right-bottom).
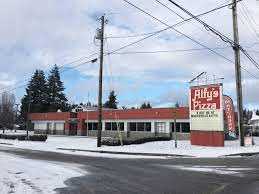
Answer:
xmin=28 ymin=107 xmax=190 ymax=139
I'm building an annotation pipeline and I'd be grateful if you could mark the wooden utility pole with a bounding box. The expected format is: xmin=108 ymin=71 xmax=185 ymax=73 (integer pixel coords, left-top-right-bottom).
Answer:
xmin=174 ymin=109 xmax=177 ymax=148
xmin=15 ymin=103 xmax=19 ymax=132
xmin=26 ymin=93 xmax=31 ymax=140
xmin=232 ymin=0 xmax=244 ymax=146
xmin=97 ymin=15 xmax=105 ymax=147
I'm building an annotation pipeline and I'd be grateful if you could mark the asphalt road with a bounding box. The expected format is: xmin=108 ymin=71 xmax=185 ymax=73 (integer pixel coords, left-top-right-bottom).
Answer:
xmin=1 ymin=146 xmax=259 ymax=194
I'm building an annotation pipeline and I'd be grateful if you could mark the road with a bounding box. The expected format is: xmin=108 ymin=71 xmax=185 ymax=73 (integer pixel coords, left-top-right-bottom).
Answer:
xmin=1 ymin=146 xmax=259 ymax=194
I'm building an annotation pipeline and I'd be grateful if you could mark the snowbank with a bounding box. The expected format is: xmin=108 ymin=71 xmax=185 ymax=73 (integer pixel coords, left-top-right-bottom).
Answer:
xmin=0 ymin=152 xmax=86 ymax=194
xmin=1 ymin=136 xmax=259 ymax=158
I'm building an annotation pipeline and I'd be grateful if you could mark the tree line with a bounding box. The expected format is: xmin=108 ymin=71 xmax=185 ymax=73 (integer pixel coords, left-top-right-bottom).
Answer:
xmin=1 ymin=68 xmax=259 ymax=131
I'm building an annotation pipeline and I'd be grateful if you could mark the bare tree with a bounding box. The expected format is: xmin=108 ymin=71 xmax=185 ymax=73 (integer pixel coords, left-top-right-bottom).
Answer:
xmin=0 ymin=92 xmax=15 ymax=133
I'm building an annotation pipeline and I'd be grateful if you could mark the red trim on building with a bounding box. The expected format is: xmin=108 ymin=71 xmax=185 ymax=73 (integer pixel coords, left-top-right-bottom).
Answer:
xmin=77 ymin=107 xmax=189 ymax=120
xmin=29 ymin=112 xmax=77 ymax=121
xmin=29 ymin=107 xmax=189 ymax=121
xmin=190 ymin=131 xmax=224 ymax=147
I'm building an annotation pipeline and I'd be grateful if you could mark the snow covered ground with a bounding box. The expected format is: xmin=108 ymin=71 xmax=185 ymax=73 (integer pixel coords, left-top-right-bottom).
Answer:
xmin=1 ymin=135 xmax=259 ymax=158
xmin=0 ymin=152 xmax=86 ymax=194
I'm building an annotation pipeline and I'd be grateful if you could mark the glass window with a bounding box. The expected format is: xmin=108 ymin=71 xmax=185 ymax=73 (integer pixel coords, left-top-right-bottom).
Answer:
xmin=181 ymin=123 xmax=190 ymax=133
xmin=87 ymin=122 xmax=99 ymax=130
xmin=118 ymin=123 xmax=124 ymax=131
xmin=145 ymin=123 xmax=151 ymax=131
xmin=105 ymin=122 xmax=111 ymax=131
xmin=137 ymin=122 xmax=145 ymax=131
xmin=112 ymin=123 xmax=117 ymax=131
xmin=129 ymin=122 xmax=137 ymax=131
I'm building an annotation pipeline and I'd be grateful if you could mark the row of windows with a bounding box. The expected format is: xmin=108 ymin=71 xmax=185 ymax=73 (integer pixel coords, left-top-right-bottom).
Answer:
xmin=85 ymin=122 xmax=190 ymax=132
xmin=86 ymin=122 xmax=151 ymax=131
xmin=170 ymin=122 xmax=190 ymax=133
xmin=129 ymin=122 xmax=151 ymax=132
xmin=105 ymin=122 xmax=124 ymax=131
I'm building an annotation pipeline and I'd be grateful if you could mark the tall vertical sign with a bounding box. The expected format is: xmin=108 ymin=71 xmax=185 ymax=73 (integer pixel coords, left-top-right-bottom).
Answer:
xmin=189 ymin=84 xmax=224 ymax=147
xmin=224 ymin=95 xmax=236 ymax=139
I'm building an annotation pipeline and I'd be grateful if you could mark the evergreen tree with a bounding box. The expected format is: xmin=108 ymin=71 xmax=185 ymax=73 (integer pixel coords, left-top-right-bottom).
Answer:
xmin=47 ymin=65 xmax=68 ymax=112
xmin=175 ymin=102 xmax=180 ymax=108
xmin=140 ymin=102 xmax=147 ymax=109
xmin=20 ymin=70 xmax=48 ymax=120
xmin=140 ymin=102 xmax=152 ymax=109
xmin=103 ymin=90 xmax=118 ymax=109
xmin=146 ymin=102 xmax=152 ymax=108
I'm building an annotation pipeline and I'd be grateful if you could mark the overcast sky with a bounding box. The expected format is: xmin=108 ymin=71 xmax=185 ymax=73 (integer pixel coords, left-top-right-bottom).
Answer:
xmin=0 ymin=0 xmax=259 ymax=108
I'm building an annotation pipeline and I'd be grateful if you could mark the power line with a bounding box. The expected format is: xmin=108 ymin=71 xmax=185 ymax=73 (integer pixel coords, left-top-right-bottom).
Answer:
xmin=165 ymin=0 xmax=259 ymax=71
xmin=0 ymin=51 xmax=99 ymax=93
xmin=0 ymin=57 xmax=98 ymax=95
xmin=241 ymin=1 xmax=258 ymax=28
xmin=154 ymin=0 xmax=185 ymax=19
xmin=121 ymin=0 xmax=235 ymax=63
xmin=105 ymin=31 xmax=159 ymax=39
xmin=120 ymin=0 xmax=259 ymax=80
xmin=108 ymin=46 xmax=231 ymax=55
xmin=108 ymin=47 xmax=259 ymax=79
xmin=239 ymin=2 xmax=259 ymax=42
xmin=106 ymin=0 xmax=238 ymax=40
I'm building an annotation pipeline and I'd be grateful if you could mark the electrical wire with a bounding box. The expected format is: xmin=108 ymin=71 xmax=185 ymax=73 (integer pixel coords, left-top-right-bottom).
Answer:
xmin=165 ymin=0 xmax=259 ymax=71
xmin=106 ymin=0 xmax=238 ymax=40
xmin=108 ymin=46 xmax=231 ymax=55
xmin=0 ymin=57 xmax=99 ymax=95
xmin=120 ymin=0 xmax=259 ymax=80
xmin=121 ymin=0 xmax=234 ymax=63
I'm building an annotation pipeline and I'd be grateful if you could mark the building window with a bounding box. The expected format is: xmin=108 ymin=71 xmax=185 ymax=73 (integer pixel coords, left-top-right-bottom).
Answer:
xmin=87 ymin=122 xmax=98 ymax=130
xmin=129 ymin=122 xmax=152 ymax=132
xmin=171 ymin=123 xmax=180 ymax=132
xmin=137 ymin=122 xmax=145 ymax=131
xmin=105 ymin=122 xmax=111 ymax=131
xmin=129 ymin=122 xmax=137 ymax=131
xmin=170 ymin=122 xmax=190 ymax=133
xmin=145 ymin=123 xmax=151 ymax=132
xmin=181 ymin=123 xmax=190 ymax=133
xmin=155 ymin=122 xmax=166 ymax=133
xmin=105 ymin=122 xmax=124 ymax=131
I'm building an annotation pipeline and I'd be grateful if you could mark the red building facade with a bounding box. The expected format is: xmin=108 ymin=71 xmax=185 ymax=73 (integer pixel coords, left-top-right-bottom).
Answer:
xmin=29 ymin=107 xmax=190 ymax=139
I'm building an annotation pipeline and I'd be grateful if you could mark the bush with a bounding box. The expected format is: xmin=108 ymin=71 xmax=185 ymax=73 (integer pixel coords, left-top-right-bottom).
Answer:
xmin=0 ymin=134 xmax=48 ymax=142
xmin=252 ymin=131 xmax=259 ymax=137
xmin=17 ymin=135 xmax=27 ymax=141
xmin=102 ymin=136 xmax=171 ymax=146
xmin=29 ymin=135 xmax=48 ymax=142
xmin=0 ymin=134 xmax=17 ymax=140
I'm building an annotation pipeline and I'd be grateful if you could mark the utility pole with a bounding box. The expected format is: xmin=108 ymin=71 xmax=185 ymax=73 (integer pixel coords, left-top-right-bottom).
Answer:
xmin=174 ymin=109 xmax=177 ymax=148
xmin=96 ymin=15 xmax=106 ymax=147
xmin=26 ymin=93 xmax=31 ymax=140
xmin=232 ymin=0 xmax=244 ymax=146
xmin=15 ymin=103 xmax=19 ymax=132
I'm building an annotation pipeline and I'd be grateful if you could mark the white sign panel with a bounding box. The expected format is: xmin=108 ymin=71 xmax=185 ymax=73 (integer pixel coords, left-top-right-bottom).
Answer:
xmin=189 ymin=84 xmax=224 ymax=132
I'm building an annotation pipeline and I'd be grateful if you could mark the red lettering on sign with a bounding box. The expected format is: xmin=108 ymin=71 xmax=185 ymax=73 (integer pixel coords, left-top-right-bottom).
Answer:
xmin=191 ymin=85 xmax=221 ymax=110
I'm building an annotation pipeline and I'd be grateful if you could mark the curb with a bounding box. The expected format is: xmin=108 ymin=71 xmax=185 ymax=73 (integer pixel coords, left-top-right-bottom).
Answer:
xmin=57 ymin=148 xmax=192 ymax=157
xmin=0 ymin=143 xmax=13 ymax=146
xmin=224 ymin=152 xmax=259 ymax=157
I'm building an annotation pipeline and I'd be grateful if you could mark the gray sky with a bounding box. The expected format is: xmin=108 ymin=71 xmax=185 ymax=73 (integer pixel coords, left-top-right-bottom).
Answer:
xmin=0 ymin=0 xmax=259 ymax=108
